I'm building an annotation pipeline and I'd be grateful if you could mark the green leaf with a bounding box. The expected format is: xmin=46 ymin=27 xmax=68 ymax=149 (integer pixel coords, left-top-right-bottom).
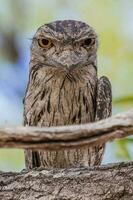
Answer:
xmin=114 ymin=138 xmax=132 ymax=160
xmin=113 ymin=96 xmax=133 ymax=105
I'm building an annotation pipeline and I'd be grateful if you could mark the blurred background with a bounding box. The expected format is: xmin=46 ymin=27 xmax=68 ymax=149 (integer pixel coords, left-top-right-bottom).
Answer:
xmin=0 ymin=0 xmax=133 ymax=171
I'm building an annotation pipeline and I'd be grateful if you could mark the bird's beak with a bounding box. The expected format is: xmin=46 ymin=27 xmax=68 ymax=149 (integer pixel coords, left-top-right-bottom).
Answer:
xmin=58 ymin=49 xmax=83 ymax=71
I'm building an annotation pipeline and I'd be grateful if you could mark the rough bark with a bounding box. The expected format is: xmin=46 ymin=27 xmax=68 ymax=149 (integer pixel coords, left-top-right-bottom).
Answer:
xmin=0 ymin=162 xmax=133 ymax=200
xmin=0 ymin=109 xmax=133 ymax=199
xmin=0 ymin=109 xmax=133 ymax=150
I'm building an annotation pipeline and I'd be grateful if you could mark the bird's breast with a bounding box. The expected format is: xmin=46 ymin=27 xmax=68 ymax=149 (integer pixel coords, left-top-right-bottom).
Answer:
xmin=24 ymin=68 xmax=97 ymax=126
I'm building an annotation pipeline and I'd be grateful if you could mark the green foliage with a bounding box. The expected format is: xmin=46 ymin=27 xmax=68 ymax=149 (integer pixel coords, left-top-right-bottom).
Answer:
xmin=0 ymin=149 xmax=24 ymax=171
xmin=113 ymin=96 xmax=133 ymax=106
xmin=114 ymin=138 xmax=133 ymax=160
xmin=113 ymin=95 xmax=133 ymax=160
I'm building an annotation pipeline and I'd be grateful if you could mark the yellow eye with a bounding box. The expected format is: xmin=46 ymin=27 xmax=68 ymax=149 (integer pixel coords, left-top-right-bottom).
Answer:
xmin=38 ymin=38 xmax=52 ymax=48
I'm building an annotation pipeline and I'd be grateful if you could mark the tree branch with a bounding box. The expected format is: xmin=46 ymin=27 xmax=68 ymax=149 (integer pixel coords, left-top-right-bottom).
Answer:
xmin=0 ymin=162 xmax=133 ymax=200
xmin=0 ymin=110 xmax=133 ymax=199
xmin=0 ymin=109 xmax=133 ymax=150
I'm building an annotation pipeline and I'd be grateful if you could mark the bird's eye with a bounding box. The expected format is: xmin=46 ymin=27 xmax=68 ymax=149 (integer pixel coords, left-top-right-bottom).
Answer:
xmin=38 ymin=38 xmax=52 ymax=48
xmin=84 ymin=38 xmax=95 ymax=46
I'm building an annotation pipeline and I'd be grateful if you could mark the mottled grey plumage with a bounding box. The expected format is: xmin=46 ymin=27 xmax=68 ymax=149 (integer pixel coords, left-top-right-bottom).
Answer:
xmin=24 ymin=20 xmax=112 ymax=169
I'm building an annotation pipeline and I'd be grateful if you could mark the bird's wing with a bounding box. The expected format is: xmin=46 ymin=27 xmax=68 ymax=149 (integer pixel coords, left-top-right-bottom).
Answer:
xmin=90 ymin=76 xmax=112 ymax=165
xmin=95 ymin=76 xmax=112 ymax=121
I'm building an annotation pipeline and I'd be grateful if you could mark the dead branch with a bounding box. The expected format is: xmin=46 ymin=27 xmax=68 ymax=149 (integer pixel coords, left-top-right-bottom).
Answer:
xmin=0 ymin=109 xmax=133 ymax=150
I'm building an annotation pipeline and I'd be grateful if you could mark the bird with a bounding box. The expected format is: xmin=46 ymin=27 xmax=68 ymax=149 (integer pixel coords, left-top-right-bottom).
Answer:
xmin=23 ymin=20 xmax=112 ymax=169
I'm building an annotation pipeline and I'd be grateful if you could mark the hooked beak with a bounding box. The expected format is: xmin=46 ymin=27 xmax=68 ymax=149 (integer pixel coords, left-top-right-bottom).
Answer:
xmin=56 ymin=49 xmax=85 ymax=71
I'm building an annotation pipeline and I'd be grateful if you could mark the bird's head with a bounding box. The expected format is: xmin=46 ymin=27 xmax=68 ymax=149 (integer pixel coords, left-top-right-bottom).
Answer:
xmin=30 ymin=20 xmax=98 ymax=74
